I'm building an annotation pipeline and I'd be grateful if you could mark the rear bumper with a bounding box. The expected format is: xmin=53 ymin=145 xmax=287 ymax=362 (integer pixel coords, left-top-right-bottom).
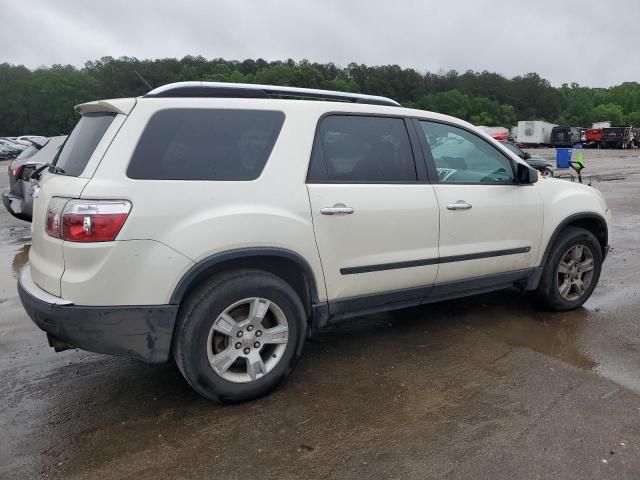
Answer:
xmin=2 ymin=191 xmax=24 ymax=220
xmin=18 ymin=267 xmax=178 ymax=363
xmin=2 ymin=186 xmax=32 ymax=222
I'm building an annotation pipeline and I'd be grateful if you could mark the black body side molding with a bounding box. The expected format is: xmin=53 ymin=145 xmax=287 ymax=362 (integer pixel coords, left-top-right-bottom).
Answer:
xmin=321 ymin=269 xmax=534 ymax=326
xmin=340 ymin=247 xmax=531 ymax=275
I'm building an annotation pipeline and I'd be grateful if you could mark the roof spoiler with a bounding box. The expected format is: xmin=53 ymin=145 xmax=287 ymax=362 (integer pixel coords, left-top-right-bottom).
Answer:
xmin=74 ymin=98 xmax=137 ymax=116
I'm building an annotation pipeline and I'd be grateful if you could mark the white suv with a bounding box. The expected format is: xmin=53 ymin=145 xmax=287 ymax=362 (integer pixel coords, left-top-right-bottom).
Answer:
xmin=18 ymin=82 xmax=611 ymax=402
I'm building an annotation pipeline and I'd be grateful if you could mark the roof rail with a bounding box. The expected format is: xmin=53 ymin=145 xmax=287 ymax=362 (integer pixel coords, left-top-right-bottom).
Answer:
xmin=143 ymin=81 xmax=400 ymax=107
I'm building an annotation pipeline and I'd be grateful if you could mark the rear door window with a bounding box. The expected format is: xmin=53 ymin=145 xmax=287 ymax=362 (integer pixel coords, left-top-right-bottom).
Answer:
xmin=308 ymin=115 xmax=417 ymax=183
xmin=127 ymin=109 xmax=285 ymax=181
xmin=55 ymin=112 xmax=116 ymax=176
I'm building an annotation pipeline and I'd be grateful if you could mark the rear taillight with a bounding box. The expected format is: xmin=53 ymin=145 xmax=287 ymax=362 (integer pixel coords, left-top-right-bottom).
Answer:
xmin=45 ymin=198 xmax=131 ymax=242
xmin=45 ymin=198 xmax=68 ymax=238
xmin=12 ymin=165 xmax=22 ymax=178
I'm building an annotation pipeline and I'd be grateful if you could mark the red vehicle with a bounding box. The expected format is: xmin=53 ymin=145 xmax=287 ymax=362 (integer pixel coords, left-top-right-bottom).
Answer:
xmin=490 ymin=130 xmax=508 ymax=141
xmin=479 ymin=126 xmax=509 ymax=141
xmin=585 ymin=128 xmax=602 ymax=147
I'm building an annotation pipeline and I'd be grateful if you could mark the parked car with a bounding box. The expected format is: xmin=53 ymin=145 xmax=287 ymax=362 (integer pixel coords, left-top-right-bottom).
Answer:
xmin=3 ymin=136 xmax=66 ymax=221
xmin=19 ymin=82 xmax=611 ymax=403
xmin=550 ymin=126 xmax=583 ymax=147
xmin=478 ymin=126 xmax=509 ymax=141
xmin=0 ymin=145 xmax=15 ymax=160
xmin=0 ymin=137 xmax=27 ymax=150
xmin=499 ymin=141 xmax=554 ymax=177
xmin=0 ymin=138 xmax=25 ymax=159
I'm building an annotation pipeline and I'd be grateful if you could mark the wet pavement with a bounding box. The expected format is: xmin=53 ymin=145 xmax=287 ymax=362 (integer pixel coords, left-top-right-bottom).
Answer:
xmin=1 ymin=149 xmax=639 ymax=479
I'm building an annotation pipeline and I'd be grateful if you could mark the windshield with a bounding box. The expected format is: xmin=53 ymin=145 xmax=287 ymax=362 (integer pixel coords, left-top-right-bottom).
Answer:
xmin=54 ymin=112 xmax=116 ymax=176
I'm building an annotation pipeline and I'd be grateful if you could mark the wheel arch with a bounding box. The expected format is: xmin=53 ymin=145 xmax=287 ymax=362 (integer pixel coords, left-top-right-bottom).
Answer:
xmin=540 ymin=212 xmax=608 ymax=267
xmin=170 ymin=248 xmax=321 ymax=317
xmin=527 ymin=212 xmax=608 ymax=291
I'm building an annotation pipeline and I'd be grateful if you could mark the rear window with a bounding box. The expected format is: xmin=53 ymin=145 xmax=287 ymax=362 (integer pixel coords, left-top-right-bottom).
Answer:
xmin=55 ymin=112 xmax=116 ymax=176
xmin=15 ymin=144 xmax=39 ymax=161
xmin=127 ymin=109 xmax=285 ymax=181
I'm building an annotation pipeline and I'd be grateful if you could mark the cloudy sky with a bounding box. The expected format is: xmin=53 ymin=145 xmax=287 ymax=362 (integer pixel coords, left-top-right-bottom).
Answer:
xmin=1 ymin=0 xmax=637 ymax=87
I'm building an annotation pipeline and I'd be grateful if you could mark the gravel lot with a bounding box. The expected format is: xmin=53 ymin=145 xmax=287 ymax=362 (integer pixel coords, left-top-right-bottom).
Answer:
xmin=1 ymin=148 xmax=639 ymax=479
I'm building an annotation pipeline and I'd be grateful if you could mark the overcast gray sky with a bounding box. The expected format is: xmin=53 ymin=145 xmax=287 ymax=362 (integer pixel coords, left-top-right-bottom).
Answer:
xmin=1 ymin=0 xmax=637 ymax=87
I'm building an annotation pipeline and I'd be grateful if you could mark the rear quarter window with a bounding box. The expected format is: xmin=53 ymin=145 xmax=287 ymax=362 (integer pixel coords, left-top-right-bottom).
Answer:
xmin=127 ymin=109 xmax=285 ymax=181
xmin=55 ymin=112 xmax=116 ymax=177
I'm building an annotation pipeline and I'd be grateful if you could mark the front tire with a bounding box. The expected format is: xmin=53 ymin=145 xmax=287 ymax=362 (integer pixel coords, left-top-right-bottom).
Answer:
xmin=541 ymin=166 xmax=554 ymax=178
xmin=173 ymin=270 xmax=307 ymax=403
xmin=535 ymin=227 xmax=603 ymax=311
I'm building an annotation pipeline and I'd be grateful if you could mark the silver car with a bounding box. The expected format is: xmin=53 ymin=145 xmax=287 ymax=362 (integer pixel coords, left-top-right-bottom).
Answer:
xmin=3 ymin=136 xmax=66 ymax=221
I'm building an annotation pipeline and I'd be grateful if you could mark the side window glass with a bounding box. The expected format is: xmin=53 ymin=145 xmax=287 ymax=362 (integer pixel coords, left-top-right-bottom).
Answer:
xmin=419 ymin=121 xmax=515 ymax=184
xmin=310 ymin=115 xmax=417 ymax=182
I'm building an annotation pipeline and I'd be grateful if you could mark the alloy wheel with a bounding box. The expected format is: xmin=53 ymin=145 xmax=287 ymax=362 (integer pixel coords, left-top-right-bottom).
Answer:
xmin=207 ymin=297 xmax=289 ymax=383
xmin=556 ymin=244 xmax=595 ymax=301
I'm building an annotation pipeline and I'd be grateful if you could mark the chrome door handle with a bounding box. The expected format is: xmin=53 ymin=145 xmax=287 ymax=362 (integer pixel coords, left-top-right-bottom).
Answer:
xmin=446 ymin=200 xmax=472 ymax=210
xmin=320 ymin=205 xmax=354 ymax=215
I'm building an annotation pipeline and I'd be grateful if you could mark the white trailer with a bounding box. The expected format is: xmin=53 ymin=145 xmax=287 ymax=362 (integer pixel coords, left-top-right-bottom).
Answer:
xmin=516 ymin=121 xmax=558 ymax=146
xmin=592 ymin=121 xmax=611 ymax=129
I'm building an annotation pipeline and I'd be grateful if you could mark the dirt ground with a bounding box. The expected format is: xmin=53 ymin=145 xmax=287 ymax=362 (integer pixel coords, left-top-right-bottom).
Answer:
xmin=1 ymin=148 xmax=639 ymax=479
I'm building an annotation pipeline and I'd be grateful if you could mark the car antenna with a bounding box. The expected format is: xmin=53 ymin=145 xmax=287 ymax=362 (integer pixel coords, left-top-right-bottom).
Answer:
xmin=134 ymin=70 xmax=153 ymax=90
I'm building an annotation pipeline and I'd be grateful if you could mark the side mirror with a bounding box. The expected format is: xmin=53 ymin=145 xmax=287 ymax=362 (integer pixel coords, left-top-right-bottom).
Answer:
xmin=517 ymin=162 xmax=538 ymax=184
xmin=523 ymin=152 xmax=531 ymax=159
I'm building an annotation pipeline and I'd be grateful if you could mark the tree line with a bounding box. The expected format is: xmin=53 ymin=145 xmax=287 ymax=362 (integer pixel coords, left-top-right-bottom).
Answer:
xmin=1 ymin=56 xmax=639 ymax=136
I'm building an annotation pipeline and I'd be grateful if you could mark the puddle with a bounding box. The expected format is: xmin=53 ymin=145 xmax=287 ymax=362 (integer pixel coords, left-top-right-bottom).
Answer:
xmin=592 ymin=175 xmax=626 ymax=182
xmin=476 ymin=310 xmax=596 ymax=370
xmin=12 ymin=244 xmax=30 ymax=277
xmin=475 ymin=304 xmax=640 ymax=395
xmin=0 ymin=224 xmax=31 ymax=246
xmin=0 ymin=223 xmax=31 ymax=293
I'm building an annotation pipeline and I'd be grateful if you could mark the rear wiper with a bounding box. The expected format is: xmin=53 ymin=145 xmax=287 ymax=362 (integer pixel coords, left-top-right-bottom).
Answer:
xmin=32 ymin=163 xmax=66 ymax=180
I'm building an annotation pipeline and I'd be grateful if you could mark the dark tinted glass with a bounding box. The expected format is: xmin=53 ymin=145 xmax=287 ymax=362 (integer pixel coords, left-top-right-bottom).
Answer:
xmin=55 ymin=113 xmax=116 ymax=176
xmin=311 ymin=115 xmax=416 ymax=182
xmin=127 ymin=109 xmax=285 ymax=180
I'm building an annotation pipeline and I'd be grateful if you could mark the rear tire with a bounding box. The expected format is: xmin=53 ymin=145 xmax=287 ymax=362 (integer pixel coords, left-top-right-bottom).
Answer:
xmin=173 ymin=269 xmax=307 ymax=403
xmin=535 ymin=227 xmax=603 ymax=311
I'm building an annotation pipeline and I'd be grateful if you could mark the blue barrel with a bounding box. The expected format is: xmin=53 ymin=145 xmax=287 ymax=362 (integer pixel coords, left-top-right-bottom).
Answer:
xmin=556 ymin=148 xmax=572 ymax=168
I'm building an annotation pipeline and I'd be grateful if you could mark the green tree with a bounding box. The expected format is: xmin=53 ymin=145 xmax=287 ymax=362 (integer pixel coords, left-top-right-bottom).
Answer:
xmin=2 ymin=57 xmax=640 ymax=136
xmin=624 ymin=111 xmax=640 ymax=126
xmin=592 ymin=103 xmax=624 ymax=125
